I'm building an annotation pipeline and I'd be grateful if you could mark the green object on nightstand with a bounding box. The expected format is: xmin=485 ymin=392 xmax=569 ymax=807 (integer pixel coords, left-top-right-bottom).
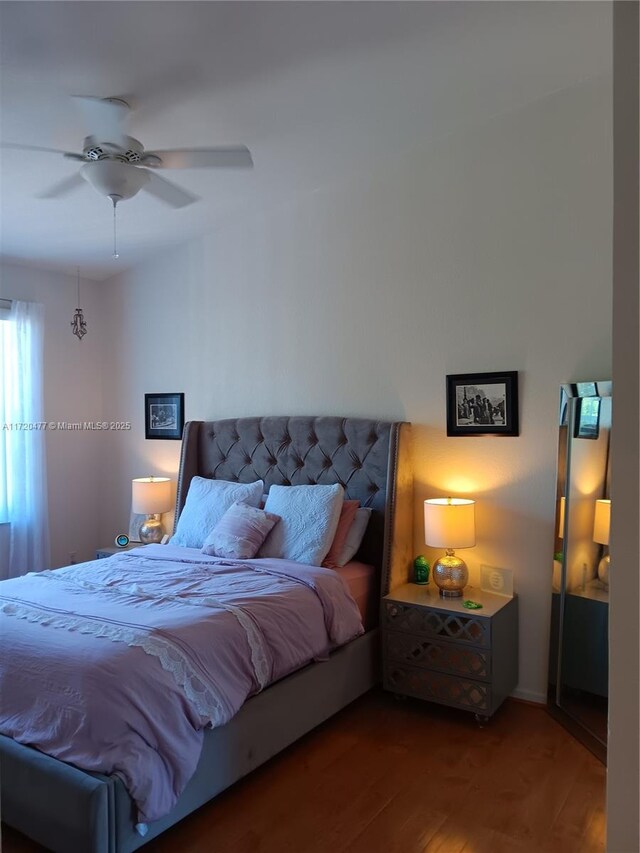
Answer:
xmin=413 ymin=555 xmax=430 ymax=585
xmin=462 ymin=599 xmax=483 ymax=609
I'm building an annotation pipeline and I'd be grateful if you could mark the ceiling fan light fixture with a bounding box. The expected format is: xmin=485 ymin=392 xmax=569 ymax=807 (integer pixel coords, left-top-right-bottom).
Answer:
xmin=80 ymin=159 xmax=149 ymax=201
xmin=140 ymin=154 xmax=162 ymax=167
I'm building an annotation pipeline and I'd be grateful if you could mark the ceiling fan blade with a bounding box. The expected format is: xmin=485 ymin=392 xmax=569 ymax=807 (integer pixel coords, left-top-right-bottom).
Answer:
xmin=141 ymin=170 xmax=199 ymax=208
xmin=1 ymin=142 xmax=85 ymax=161
xmin=37 ymin=172 xmax=85 ymax=199
xmin=72 ymin=96 xmax=129 ymax=147
xmin=142 ymin=146 xmax=253 ymax=170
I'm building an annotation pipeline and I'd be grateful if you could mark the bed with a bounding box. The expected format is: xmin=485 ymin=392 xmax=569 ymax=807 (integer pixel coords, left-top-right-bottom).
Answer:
xmin=0 ymin=415 xmax=412 ymax=853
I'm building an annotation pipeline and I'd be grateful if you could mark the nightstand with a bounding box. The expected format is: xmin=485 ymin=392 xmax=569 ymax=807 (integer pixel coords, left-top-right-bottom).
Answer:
xmin=382 ymin=584 xmax=518 ymax=721
xmin=95 ymin=543 xmax=142 ymax=559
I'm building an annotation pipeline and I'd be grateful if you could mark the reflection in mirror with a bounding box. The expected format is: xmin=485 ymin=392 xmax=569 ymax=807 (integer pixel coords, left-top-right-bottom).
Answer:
xmin=548 ymin=381 xmax=611 ymax=763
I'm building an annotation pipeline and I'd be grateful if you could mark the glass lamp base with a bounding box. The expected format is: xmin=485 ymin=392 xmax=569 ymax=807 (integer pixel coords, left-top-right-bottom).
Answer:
xmin=597 ymin=553 xmax=610 ymax=587
xmin=433 ymin=552 xmax=468 ymax=598
xmin=139 ymin=515 xmax=164 ymax=545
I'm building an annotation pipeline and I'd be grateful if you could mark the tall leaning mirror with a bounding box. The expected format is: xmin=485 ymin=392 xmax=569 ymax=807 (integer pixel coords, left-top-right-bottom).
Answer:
xmin=548 ymin=380 xmax=611 ymax=763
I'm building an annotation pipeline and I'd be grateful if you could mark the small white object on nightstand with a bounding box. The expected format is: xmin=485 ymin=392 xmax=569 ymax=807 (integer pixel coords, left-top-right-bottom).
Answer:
xmin=480 ymin=564 xmax=514 ymax=597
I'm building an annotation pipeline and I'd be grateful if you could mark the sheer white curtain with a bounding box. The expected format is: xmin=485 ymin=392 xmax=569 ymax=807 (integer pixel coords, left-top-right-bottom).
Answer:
xmin=0 ymin=300 xmax=50 ymax=577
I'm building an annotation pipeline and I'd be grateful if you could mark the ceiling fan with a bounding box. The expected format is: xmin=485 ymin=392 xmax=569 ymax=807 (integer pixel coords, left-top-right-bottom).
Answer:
xmin=3 ymin=95 xmax=253 ymax=210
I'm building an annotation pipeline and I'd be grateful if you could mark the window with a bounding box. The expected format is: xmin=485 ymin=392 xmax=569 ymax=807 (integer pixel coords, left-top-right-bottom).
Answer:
xmin=0 ymin=306 xmax=12 ymax=522
xmin=0 ymin=300 xmax=50 ymax=576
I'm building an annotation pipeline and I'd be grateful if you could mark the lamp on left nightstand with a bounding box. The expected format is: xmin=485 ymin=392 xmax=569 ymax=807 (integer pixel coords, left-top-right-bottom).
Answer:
xmin=132 ymin=476 xmax=172 ymax=544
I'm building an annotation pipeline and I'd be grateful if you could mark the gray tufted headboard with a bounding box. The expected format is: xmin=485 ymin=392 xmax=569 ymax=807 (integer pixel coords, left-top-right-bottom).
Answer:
xmin=175 ymin=416 xmax=413 ymax=596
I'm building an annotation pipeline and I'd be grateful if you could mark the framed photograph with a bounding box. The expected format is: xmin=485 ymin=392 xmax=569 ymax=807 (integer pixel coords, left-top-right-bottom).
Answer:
xmin=446 ymin=371 xmax=519 ymax=437
xmin=145 ymin=392 xmax=184 ymax=440
xmin=574 ymin=396 xmax=601 ymax=440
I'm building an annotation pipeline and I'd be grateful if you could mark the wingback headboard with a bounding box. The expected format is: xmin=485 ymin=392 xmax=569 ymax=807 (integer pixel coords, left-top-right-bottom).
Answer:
xmin=175 ymin=416 xmax=413 ymax=595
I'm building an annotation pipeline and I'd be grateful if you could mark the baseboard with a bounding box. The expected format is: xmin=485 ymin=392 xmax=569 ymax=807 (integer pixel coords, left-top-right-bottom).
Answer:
xmin=510 ymin=687 xmax=547 ymax=705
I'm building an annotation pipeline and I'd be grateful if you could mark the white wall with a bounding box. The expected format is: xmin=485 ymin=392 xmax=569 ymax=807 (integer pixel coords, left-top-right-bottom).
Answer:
xmin=0 ymin=262 xmax=105 ymax=566
xmin=98 ymin=75 xmax=612 ymax=703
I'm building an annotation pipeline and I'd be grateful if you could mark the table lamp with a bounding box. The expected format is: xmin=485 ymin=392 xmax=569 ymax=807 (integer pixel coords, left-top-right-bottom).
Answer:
xmin=132 ymin=476 xmax=172 ymax=544
xmin=593 ymin=498 xmax=611 ymax=586
xmin=424 ymin=497 xmax=475 ymax=598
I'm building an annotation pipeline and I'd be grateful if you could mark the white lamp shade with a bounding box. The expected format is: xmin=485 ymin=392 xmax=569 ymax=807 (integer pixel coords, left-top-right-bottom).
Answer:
xmin=424 ymin=498 xmax=476 ymax=549
xmin=132 ymin=477 xmax=172 ymax=515
xmin=593 ymin=499 xmax=611 ymax=546
xmin=558 ymin=496 xmax=566 ymax=539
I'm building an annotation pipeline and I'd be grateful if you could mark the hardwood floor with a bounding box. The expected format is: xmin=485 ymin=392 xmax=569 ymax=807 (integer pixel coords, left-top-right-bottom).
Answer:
xmin=1 ymin=690 xmax=606 ymax=853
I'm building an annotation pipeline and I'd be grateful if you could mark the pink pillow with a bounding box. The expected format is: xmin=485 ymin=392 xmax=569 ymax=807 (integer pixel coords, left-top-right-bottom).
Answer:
xmin=322 ymin=500 xmax=360 ymax=569
xmin=201 ymin=501 xmax=279 ymax=560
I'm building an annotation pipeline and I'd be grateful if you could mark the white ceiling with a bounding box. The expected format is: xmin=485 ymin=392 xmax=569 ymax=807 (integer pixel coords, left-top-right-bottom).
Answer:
xmin=0 ymin=2 xmax=611 ymax=281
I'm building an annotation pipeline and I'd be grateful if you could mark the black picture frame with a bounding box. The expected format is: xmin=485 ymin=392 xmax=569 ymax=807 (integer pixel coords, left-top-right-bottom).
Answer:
xmin=446 ymin=371 xmax=519 ymax=437
xmin=144 ymin=392 xmax=184 ymax=440
xmin=574 ymin=396 xmax=601 ymax=440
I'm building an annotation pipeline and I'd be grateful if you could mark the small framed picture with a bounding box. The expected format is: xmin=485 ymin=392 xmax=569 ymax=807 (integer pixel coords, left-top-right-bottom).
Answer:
xmin=145 ymin=392 xmax=184 ymax=440
xmin=446 ymin=371 xmax=519 ymax=437
xmin=574 ymin=396 xmax=601 ymax=440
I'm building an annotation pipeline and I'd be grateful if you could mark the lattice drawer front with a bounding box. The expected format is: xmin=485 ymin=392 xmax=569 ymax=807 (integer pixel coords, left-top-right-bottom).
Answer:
xmin=384 ymin=664 xmax=490 ymax=712
xmin=383 ymin=601 xmax=489 ymax=647
xmin=384 ymin=631 xmax=491 ymax=680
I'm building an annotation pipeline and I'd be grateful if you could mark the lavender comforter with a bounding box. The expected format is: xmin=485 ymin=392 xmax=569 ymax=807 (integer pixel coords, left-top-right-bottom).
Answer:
xmin=0 ymin=545 xmax=363 ymax=823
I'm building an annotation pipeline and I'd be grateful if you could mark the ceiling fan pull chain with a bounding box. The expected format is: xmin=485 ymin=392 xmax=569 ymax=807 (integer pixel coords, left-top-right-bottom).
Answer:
xmin=112 ymin=197 xmax=120 ymax=259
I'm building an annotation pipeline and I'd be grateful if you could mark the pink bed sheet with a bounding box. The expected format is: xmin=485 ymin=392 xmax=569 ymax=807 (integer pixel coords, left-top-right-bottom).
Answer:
xmin=334 ymin=560 xmax=378 ymax=630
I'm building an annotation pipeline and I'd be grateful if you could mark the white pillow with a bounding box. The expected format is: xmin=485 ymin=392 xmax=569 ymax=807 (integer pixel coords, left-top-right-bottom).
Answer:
xmin=335 ymin=507 xmax=373 ymax=567
xmin=259 ymin=484 xmax=344 ymax=566
xmin=171 ymin=476 xmax=264 ymax=548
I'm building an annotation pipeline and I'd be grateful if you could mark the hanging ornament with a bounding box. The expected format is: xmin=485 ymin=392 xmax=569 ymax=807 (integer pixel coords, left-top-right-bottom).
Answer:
xmin=71 ymin=267 xmax=87 ymax=340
